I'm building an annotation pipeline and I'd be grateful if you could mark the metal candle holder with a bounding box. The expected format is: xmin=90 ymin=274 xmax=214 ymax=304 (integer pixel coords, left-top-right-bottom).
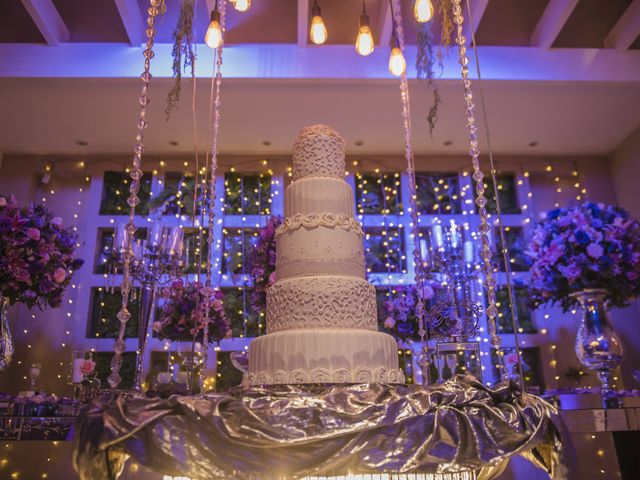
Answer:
xmin=110 ymin=222 xmax=185 ymax=391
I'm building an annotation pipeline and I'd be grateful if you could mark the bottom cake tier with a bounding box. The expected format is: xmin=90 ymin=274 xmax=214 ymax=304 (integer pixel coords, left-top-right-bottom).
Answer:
xmin=247 ymin=328 xmax=404 ymax=385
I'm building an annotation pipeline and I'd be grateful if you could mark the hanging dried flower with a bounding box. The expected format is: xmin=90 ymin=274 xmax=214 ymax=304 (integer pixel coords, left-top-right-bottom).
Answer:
xmin=166 ymin=0 xmax=197 ymax=118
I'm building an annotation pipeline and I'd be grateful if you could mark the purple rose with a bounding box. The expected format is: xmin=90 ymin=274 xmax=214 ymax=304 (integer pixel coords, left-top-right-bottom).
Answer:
xmin=558 ymin=263 xmax=581 ymax=283
xmin=586 ymin=243 xmax=604 ymax=259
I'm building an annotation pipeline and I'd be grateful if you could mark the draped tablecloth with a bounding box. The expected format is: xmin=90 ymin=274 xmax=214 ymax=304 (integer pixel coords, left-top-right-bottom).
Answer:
xmin=72 ymin=375 xmax=572 ymax=480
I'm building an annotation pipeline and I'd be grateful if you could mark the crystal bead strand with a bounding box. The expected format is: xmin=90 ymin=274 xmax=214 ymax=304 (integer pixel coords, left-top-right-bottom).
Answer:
xmin=451 ymin=0 xmax=504 ymax=373
xmin=108 ymin=0 xmax=164 ymax=389
xmin=199 ymin=0 xmax=227 ymax=387
xmin=391 ymin=0 xmax=431 ymax=382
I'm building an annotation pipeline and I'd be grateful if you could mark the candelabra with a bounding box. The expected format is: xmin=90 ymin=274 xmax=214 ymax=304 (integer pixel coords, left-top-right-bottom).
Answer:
xmin=110 ymin=222 xmax=185 ymax=391
xmin=421 ymin=220 xmax=484 ymax=381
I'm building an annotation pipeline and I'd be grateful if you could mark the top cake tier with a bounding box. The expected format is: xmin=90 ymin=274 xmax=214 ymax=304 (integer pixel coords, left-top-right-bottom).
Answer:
xmin=292 ymin=124 xmax=345 ymax=181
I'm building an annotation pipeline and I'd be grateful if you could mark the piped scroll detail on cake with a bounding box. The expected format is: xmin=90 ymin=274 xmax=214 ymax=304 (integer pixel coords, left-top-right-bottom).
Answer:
xmin=292 ymin=124 xmax=345 ymax=180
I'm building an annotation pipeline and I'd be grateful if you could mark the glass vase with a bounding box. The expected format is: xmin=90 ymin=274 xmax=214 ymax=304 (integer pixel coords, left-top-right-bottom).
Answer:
xmin=573 ymin=289 xmax=624 ymax=392
xmin=0 ymin=297 xmax=13 ymax=372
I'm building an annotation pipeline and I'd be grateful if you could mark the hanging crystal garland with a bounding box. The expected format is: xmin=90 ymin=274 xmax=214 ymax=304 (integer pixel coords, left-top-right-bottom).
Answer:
xmin=199 ymin=0 xmax=227 ymax=387
xmin=390 ymin=0 xmax=431 ymax=383
xmin=108 ymin=0 xmax=165 ymax=389
xmin=450 ymin=0 xmax=505 ymax=378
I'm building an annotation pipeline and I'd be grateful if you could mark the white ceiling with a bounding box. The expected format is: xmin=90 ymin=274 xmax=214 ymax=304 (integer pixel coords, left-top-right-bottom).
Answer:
xmin=0 ymin=77 xmax=638 ymax=157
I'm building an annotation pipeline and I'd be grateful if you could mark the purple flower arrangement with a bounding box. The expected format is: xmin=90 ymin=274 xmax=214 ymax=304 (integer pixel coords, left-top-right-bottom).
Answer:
xmin=248 ymin=216 xmax=281 ymax=316
xmin=381 ymin=282 xmax=443 ymax=343
xmin=526 ymin=202 xmax=640 ymax=311
xmin=153 ymin=280 xmax=231 ymax=343
xmin=0 ymin=195 xmax=84 ymax=309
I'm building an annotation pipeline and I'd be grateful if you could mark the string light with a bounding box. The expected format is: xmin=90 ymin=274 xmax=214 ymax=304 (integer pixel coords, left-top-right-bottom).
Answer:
xmin=205 ymin=4 xmax=223 ymax=49
xmin=355 ymin=1 xmax=375 ymax=56
xmin=309 ymin=0 xmax=327 ymax=45
xmin=414 ymin=0 xmax=435 ymax=22
xmin=231 ymin=0 xmax=250 ymax=13
xmin=388 ymin=44 xmax=406 ymax=76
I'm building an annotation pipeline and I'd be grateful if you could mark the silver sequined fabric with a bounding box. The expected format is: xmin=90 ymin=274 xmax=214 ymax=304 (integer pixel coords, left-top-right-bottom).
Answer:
xmin=73 ymin=375 xmax=571 ymax=480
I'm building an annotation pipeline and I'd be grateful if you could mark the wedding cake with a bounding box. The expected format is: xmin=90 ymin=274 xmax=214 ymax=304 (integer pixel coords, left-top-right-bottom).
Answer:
xmin=247 ymin=125 xmax=404 ymax=385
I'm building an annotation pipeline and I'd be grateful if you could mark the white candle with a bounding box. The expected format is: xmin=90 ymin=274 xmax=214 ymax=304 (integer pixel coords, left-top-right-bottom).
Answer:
xmin=449 ymin=220 xmax=460 ymax=248
xmin=431 ymin=224 xmax=444 ymax=248
xmin=168 ymin=226 xmax=184 ymax=257
xmin=114 ymin=223 xmax=129 ymax=255
xmin=148 ymin=223 xmax=165 ymax=249
xmin=464 ymin=241 xmax=474 ymax=263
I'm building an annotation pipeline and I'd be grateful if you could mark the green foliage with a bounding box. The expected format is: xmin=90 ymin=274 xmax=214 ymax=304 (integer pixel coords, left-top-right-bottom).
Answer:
xmin=150 ymin=172 xmax=202 ymax=218
xmin=183 ymin=228 xmax=210 ymax=274
xmin=222 ymin=228 xmax=259 ymax=275
xmin=355 ymin=173 xmax=402 ymax=215
xmin=494 ymin=285 xmax=536 ymax=334
xmin=364 ymin=228 xmax=406 ymax=274
xmin=88 ymin=287 xmax=139 ymax=339
xmin=493 ymin=227 xmax=531 ymax=272
xmin=476 ymin=173 xmax=520 ymax=215
xmin=220 ymin=287 xmax=261 ymax=337
xmin=94 ymin=352 xmax=136 ymax=390
xmin=100 ymin=171 xmax=152 ymax=216
xmin=415 ymin=172 xmax=460 ymax=214
xmin=215 ymin=351 xmax=244 ymax=391
xmin=224 ymin=172 xmax=272 ymax=215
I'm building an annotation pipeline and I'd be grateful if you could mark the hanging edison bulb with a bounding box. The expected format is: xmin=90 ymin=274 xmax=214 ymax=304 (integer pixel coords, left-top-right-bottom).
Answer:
xmin=414 ymin=0 xmax=435 ymax=23
xmin=309 ymin=0 xmax=327 ymax=45
xmin=355 ymin=3 xmax=374 ymax=56
xmin=389 ymin=45 xmax=406 ymax=76
xmin=205 ymin=8 xmax=222 ymax=49
xmin=233 ymin=0 xmax=251 ymax=12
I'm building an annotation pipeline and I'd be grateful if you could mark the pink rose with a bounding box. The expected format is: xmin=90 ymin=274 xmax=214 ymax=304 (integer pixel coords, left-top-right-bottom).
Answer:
xmin=80 ymin=359 xmax=96 ymax=376
xmin=268 ymin=271 xmax=277 ymax=286
xmin=586 ymin=243 xmax=604 ymax=259
xmin=51 ymin=217 xmax=63 ymax=227
xmin=212 ymin=299 xmax=224 ymax=312
xmin=0 ymin=197 xmax=6 ymax=207
xmin=53 ymin=267 xmax=66 ymax=284
xmin=26 ymin=228 xmax=40 ymax=240
xmin=384 ymin=316 xmax=396 ymax=329
xmin=225 ymin=329 xmax=233 ymax=338
xmin=504 ymin=352 xmax=519 ymax=366
xmin=152 ymin=321 xmax=163 ymax=332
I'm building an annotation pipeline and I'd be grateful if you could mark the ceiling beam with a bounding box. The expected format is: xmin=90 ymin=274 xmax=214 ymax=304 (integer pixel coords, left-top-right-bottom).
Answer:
xmin=531 ymin=0 xmax=579 ymax=49
xmin=114 ymin=0 xmax=145 ymax=47
xmin=20 ymin=0 xmax=70 ymax=46
xmin=462 ymin=0 xmax=489 ymax=45
xmin=297 ymin=0 xmax=309 ymax=47
xmin=1 ymin=44 xmax=639 ymax=83
xmin=605 ymin=0 xmax=640 ymax=51
xmin=378 ymin=2 xmax=393 ymax=47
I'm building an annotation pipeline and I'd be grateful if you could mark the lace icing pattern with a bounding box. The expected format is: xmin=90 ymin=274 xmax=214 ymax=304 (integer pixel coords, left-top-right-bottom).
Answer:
xmin=292 ymin=125 xmax=345 ymax=180
xmin=276 ymin=213 xmax=363 ymax=237
xmin=247 ymin=367 xmax=405 ymax=385
xmin=267 ymin=276 xmax=377 ymax=332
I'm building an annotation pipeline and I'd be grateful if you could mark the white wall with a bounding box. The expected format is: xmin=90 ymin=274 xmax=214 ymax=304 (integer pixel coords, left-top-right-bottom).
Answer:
xmin=611 ymin=126 xmax=640 ymax=388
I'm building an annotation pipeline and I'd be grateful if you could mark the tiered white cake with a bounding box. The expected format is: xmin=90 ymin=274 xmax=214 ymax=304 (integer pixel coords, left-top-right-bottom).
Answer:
xmin=247 ymin=125 xmax=404 ymax=385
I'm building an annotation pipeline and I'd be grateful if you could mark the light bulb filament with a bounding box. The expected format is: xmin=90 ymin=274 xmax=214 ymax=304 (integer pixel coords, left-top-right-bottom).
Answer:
xmin=355 ymin=12 xmax=374 ymax=56
xmin=414 ymin=0 xmax=435 ymax=23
